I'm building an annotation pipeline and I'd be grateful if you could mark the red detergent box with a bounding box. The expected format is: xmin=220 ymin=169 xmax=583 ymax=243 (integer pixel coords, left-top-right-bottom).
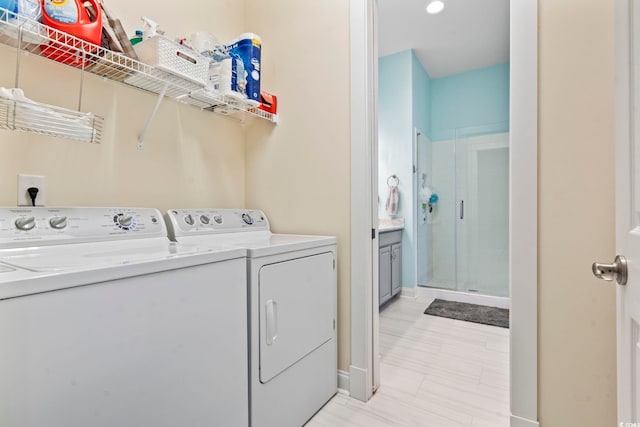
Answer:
xmin=259 ymin=91 xmax=277 ymax=114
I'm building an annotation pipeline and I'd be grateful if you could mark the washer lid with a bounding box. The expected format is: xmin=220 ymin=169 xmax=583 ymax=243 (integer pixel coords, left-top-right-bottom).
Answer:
xmin=0 ymin=262 xmax=34 ymax=281
xmin=0 ymin=238 xmax=234 ymax=272
xmin=0 ymin=241 xmax=246 ymax=300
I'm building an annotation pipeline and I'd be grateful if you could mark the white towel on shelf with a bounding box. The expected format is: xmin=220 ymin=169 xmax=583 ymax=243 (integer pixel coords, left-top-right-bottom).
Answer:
xmin=385 ymin=183 xmax=399 ymax=216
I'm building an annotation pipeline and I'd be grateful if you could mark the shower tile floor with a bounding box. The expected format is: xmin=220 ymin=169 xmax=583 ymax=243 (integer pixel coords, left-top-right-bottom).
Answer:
xmin=306 ymin=296 xmax=510 ymax=427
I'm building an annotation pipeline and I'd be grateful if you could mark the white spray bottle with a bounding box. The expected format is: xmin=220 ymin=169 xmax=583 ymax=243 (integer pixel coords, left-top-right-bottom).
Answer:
xmin=141 ymin=16 xmax=158 ymax=39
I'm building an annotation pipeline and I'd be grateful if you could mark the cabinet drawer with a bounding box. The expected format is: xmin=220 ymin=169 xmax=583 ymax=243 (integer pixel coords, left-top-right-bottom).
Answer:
xmin=379 ymin=230 xmax=402 ymax=247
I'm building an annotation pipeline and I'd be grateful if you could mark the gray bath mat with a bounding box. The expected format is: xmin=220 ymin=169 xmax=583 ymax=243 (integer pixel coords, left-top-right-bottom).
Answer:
xmin=424 ymin=299 xmax=509 ymax=328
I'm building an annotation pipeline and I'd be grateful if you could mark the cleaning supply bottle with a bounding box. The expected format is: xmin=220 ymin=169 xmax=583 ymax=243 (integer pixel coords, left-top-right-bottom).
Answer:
xmin=0 ymin=0 xmax=16 ymax=24
xmin=41 ymin=0 xmax=102 ymax=65
xmin=130 ymin=30 xmax=143 ymax=46
xmin=141 ymin=16 xmax=158 ymax=39
xmin=0 ymin=0 xmax=43 ymax=43
xmin=218 ymin=47 xmax=246 ymax=100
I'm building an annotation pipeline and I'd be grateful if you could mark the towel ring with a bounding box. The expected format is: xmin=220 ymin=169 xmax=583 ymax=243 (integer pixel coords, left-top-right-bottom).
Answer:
xmin=387 ymin=174 xmax=399 ymax=186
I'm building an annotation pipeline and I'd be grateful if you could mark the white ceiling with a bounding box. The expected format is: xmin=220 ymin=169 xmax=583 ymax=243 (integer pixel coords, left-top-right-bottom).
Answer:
xmin=378 ymin=0 xmax=509 ymax=78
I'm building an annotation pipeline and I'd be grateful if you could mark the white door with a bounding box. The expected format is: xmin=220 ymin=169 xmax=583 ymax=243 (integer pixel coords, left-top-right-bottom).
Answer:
xmin=603 ymin=0 xmax=640 ymax=421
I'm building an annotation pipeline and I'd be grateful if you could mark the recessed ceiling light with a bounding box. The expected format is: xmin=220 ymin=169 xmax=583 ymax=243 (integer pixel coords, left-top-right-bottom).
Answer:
xmin=426 ymin=0 xmax=445 ymax=14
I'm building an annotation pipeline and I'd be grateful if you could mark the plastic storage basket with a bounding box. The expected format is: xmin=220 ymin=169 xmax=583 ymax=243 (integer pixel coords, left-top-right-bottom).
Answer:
xmin=134 ymin=36 xmax=208 ymax=86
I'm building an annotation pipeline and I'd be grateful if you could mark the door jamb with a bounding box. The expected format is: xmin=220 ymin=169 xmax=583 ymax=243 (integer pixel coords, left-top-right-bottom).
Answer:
xmin=349 ymin=1 xmax=539 ymax=425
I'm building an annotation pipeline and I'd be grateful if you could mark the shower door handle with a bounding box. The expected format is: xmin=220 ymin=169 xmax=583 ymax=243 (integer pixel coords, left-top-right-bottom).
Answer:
xmin=460 ymin=200 xmax=464 ymax=220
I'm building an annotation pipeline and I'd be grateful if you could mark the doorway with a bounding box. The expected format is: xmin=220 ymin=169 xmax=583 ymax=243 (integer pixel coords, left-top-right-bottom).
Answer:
xmin=349 ymin=0 xmax=539 ymax=425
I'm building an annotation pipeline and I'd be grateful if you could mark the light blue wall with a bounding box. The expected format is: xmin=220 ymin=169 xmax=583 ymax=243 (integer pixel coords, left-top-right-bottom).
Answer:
xmin=430 ymin=63 xmax=510 ymax=141
xmin=378 ymin=50 xmax=412 ymax=220
xmin=379 ymin=52 xmax=509 ymax=290
xmin=378 ymin=50 xmax=430 ymax=289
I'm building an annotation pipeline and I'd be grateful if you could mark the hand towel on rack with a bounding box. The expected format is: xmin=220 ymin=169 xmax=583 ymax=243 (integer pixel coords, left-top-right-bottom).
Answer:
xmin=385 ymin=182 xmax=399 ymax=216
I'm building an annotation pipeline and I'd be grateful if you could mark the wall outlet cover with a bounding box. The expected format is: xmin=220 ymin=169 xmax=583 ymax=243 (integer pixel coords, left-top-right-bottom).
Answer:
xmin=17 ymin=174 xmax=46 ymax=207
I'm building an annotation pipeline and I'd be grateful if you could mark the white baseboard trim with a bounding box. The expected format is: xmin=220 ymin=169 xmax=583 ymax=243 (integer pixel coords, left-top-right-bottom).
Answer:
xmin=337 ymin=370 xmax=350 ymax=394
xmin=510 ymin=414 xmax=539 ymax=427
xmin=400 ymin=287 xmax=417 ymax=298
xmin=417 ymin=286 xmax=510 ymax=309
xmin=348 ymin=365 xmax=369 ymax=401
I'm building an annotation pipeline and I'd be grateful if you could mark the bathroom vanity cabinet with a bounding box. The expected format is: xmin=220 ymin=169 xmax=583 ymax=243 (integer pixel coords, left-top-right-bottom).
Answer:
xmin=379 ymin=229 xmax=402 ymax=306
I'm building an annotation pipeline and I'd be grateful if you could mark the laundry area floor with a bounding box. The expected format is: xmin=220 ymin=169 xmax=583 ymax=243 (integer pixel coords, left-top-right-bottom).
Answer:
xmin=306 ymin=296 xmax=509 ymax=427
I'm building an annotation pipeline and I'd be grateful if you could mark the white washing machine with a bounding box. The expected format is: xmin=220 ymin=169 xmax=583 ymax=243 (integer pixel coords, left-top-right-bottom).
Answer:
xmin=165 ymin=208 xmax=337 ymax=427
xmin=0 ymin=207 xmax=249 ymax=427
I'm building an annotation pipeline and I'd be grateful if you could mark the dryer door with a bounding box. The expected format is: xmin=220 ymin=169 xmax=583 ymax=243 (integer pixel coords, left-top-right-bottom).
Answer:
xmin=259 ymin=251 xmax=335 ymax=383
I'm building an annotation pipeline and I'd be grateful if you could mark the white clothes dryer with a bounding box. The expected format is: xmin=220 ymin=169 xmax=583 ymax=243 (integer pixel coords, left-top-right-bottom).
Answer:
xmin=165 ymin=208 xmax=337 ymax=427
xmin=0 ymin=207 xmax=249 ymax=427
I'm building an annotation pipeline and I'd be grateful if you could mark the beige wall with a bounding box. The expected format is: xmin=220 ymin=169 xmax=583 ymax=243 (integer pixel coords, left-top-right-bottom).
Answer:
xmin=538 ymin=0 xmax=617 ymax=425
xmin=0 ymin=0 xmax=352 ymax=374
xmin=243 ymin=1 xmax=352 ymax=371
xmin=0 ymin=0 xmax=246 ymax=211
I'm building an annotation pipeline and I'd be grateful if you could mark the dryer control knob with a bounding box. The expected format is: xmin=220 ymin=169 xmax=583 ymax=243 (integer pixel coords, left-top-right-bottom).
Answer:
xmin=117 ymin=215 xmax=134 ymax=227
xmin=200 ymin=215 xmax=210 ymax=225
xmin=184 ymin=214 xmax=195 ymax=226
xmin=242 ymin=213 xmax=254 ymax=225
xmin=49 ymin=216 xmax=68 ymax=230
xmin=15 ymin=216 xmax=36 ymax=231
xmin=214 ymin=215 xmax=223 ymax=224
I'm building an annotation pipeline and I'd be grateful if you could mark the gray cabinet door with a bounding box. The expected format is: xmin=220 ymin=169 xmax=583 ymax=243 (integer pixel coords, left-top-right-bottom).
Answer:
xmin=391 ymin=243 xmax=402 ymax=296
xmin=379 ymin=245 xmax=392 ymax=305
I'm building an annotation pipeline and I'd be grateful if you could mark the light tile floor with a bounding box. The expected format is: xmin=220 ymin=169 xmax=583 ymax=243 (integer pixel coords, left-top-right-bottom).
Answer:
xmin=306 ymin=296 xmax=510 ymax=427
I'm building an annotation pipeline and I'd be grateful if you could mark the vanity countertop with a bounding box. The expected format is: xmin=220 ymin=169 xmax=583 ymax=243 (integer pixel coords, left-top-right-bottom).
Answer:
xmin=378 ymin=218 xmax=405 ymax=232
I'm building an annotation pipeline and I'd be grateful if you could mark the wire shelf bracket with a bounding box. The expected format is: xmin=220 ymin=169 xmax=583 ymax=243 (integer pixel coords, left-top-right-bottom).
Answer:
xmin=137 ymin=82 xmax=169 ymax=150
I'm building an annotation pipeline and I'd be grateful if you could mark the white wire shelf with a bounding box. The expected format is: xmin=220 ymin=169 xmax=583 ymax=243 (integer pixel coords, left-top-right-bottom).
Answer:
xmin=0 ymin=8 xmax=278 ymax=125
xmin=0 ymin=97 xmax=103 ymax=143
xmin=186 ymin=89 xmax=279 ymax=123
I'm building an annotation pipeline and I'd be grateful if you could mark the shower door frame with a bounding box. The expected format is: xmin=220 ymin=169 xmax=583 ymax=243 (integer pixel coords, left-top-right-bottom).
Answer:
xmin=414 ymin=129 xmax=510 ymax=297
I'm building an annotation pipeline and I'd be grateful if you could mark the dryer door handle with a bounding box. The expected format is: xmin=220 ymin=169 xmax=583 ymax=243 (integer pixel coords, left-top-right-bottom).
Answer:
xmin=265 ymin=300 xmax=278 ymax=345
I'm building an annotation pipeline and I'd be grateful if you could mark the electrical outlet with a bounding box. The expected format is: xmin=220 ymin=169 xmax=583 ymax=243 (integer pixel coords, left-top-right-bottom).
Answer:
xmin=17 ymin=174 xmax=46 ymax=207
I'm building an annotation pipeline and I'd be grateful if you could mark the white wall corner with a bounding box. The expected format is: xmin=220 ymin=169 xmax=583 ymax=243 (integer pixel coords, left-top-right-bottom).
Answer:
xmin=511 ymin=414 xmax=540 ymax=427
xmin=349 ymin=0 xmax=376 ymax=403
xmin=337 ymin=370 xmax=350 ymax=394
xmin=509 ymin=0 xmax=538 ymax=422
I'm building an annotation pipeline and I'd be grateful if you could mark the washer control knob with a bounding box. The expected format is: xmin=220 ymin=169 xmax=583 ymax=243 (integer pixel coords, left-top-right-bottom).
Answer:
xmin=117 ymin=215 xmax=134 ymax=227
xmin=184 ymin=214 xmax=195 ymax=226
xmin=49 ymin=216 xmax=68 ymax=230
xmin=242 ymin=213 xmax=254 ymax=225
xmin=15 ymin=216 xmax=36 ymax=231
xmin=213 ymin=215 xmax=223 ymax=224
xmin=200 ymin=215 xmax=210 ymax=225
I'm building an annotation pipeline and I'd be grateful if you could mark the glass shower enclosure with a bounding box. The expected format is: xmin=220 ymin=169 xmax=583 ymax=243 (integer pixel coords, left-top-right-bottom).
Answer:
xmin=417 ymin=123 xmax=509 ymax=297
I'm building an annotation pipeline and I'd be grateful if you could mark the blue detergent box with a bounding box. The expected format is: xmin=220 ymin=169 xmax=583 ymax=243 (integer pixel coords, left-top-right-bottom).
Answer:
xmin=229 ymin=33 xmax=261 ymax=106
